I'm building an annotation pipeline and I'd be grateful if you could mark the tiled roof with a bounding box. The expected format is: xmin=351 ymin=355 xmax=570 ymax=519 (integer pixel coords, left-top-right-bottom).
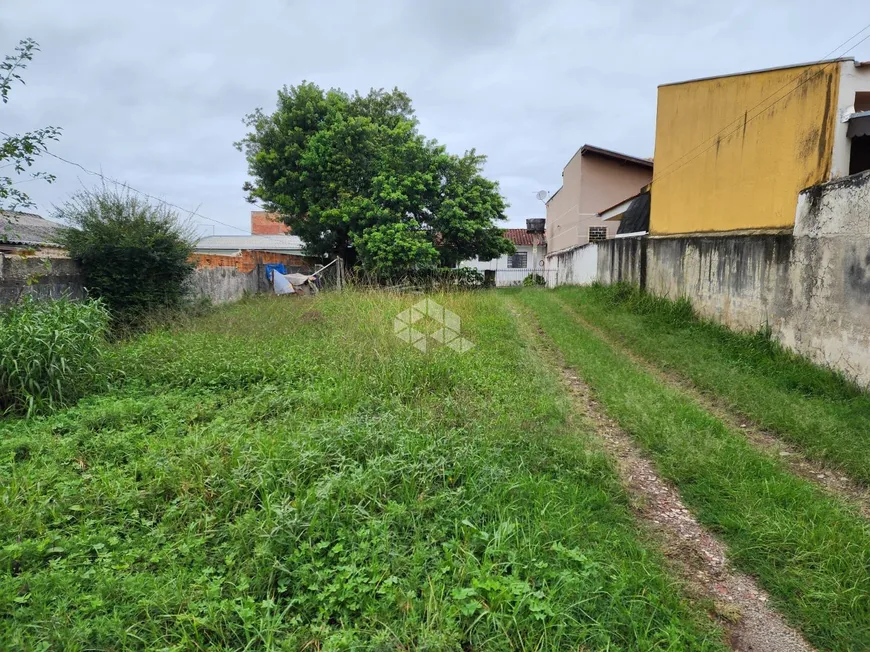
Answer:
xmin=0 ymin=211 xmax=64 ymax=246
xmin=195 ymin=234 xmax=306 ymax=253
xmin=503 ymin=229 xmax=540 ymax=246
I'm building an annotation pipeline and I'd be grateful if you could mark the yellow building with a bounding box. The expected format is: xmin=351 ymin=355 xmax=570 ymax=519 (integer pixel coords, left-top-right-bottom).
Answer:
xmin=650 ymin=58 xmax=870 ymax=235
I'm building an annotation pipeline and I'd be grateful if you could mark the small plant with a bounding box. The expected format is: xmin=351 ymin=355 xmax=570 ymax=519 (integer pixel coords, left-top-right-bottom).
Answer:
xmin=58 ymin=186 xmax=195 ymax=325
xmin=522 ymin=273 xmax=545 ymax=287
xmin=0 ymin=296 xmax=110 ymax=415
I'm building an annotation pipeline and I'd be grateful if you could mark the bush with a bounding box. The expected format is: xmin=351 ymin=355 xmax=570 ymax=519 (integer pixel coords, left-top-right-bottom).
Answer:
xmin=0 ymin=296 xmax=110 ymax=415
xmin=522 ymin=273 xmax=545 ymax=287
xmin=58 ymin=186 xmax=195 ymax=324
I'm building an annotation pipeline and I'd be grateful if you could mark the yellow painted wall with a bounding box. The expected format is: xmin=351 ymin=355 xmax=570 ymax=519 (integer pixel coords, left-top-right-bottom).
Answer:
xmin=650 ymin=63 xmax=840 ymax=234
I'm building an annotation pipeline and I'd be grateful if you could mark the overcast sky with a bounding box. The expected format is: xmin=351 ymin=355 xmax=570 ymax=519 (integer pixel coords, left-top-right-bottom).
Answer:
xmin=2 ymin=0 xmax=869 ymax=236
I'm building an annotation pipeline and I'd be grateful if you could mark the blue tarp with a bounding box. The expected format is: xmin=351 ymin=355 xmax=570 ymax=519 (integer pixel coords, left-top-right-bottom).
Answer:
xmin=264 ymin=263 xmax=287 ymax=281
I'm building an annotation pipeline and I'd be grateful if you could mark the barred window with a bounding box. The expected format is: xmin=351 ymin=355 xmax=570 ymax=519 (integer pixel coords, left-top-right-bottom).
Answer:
xmin=589 ymin=226 xmax=608 ymax=243
xmin=507 ymin=252 xmax=528 ymax=268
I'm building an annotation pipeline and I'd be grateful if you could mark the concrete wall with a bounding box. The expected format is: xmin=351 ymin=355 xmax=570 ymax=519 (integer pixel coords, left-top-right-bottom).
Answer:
xmin=545 ymin=243 xmax=598 ymax=288
xmin=0 ymin=256 xmax=271 ymax=307
xmin=598 ymin=170 xmax=870 ymax=386
xmin=651 ymin=62 xmax=842 ymax=235
xmin=0 ymin=255 xmax=84 ymax=304
xmin=597 ymin=237 xmax=647 ymax=288
xmin=187 ymin=266 xmax=262 ymax=304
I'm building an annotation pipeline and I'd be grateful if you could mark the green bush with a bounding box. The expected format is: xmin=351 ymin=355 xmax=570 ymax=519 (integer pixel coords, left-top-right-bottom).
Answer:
xmin=0 ymin=296 xmax=110 ymax=415
xmin=58 ymin=186 xmax=195 ymax=324
xmin=522 ymin=273 xmax=545 ymax=287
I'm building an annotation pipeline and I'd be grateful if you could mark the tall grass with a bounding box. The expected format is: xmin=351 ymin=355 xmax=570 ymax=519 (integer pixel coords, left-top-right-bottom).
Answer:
xmin=556 ymin=283 xmax=870 ymax=483
xmin=0 ymin=292 xmax=724 ymax=650
xmin=0 ymin=296 xmax=110 ymax=416
xmin=520 ymin=290 xmax=870 ymax=650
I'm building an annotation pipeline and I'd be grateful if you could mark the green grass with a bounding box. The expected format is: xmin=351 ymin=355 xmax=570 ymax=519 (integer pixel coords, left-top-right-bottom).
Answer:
xmin=552 ymin=284 xmax=870 ymax=485
xmin=0 ymin=296 xmax=111 ymax=416
xmin=0 ymin=292 xmax=724 ymax=650
xmin=517 ymin=289 xmax=870 ymax=650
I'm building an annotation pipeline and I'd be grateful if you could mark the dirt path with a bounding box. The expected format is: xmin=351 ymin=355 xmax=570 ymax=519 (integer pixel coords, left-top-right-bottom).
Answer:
xmin=551 ymin=296 xmax=870 ymax=521
xmin=510 ymin=301 xmax=814 ymax=652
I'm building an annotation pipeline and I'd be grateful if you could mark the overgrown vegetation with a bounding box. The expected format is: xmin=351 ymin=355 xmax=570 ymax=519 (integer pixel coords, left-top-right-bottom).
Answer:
xmin=0 ymin=292 xmax=724 ymax=650
xmin=557 ymin=283 xmax=870 ymax=484
xmin=519 ymin=290 xmax=870 ymax=650
xmin=0 ymin=296 xmax=109 ymax=416
xmin=236 ymin=83 xmax=515 ymax=275
xmin=58 ymin=186 xmax=195 ymax=325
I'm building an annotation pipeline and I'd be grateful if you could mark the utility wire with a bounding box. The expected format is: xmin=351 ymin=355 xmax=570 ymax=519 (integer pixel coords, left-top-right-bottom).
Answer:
xmin=0 ymin=128 xmax=296 ymax=241
xmin=650 ymin=23 xmax=870 ymax=185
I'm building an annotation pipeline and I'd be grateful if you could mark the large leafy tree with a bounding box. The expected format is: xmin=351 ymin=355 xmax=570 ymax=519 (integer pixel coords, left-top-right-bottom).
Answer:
xmin=236 ymin=83 xmax=513 ymax=272
xmin=1 ymin=39 xmax=60 ymax=213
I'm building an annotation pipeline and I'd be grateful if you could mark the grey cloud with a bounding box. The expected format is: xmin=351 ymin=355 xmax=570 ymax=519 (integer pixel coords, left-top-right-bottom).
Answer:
xmin=1 ymin=0 xmax=868 ymax=235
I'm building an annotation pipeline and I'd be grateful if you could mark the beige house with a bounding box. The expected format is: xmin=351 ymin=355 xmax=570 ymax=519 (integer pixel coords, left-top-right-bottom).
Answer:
xmin=546 ymin=144 xmax=653 ymax=252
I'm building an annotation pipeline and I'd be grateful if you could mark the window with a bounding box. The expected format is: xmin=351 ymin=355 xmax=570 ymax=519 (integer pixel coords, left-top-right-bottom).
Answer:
xmin=589 ymin=226 xmax=608 ymax=243
xmin=507 ymin=252 xmax=528 ymax=269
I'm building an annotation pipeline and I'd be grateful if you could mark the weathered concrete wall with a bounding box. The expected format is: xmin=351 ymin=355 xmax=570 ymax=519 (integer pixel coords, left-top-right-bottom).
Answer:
xmin=0 ymin=255 xmax=84 ymax=304
xmin=545 ymin=244 xmax=598 ymax=288
xmin=187 ymin=266 xmax=260 ymax=304
xmin=596 ymin=170 xmax=870 ymax=385
xmin=597 ymin=237 xmax=647 ymax=288
xmin=0 ymin=257 xmax=274 ymax=307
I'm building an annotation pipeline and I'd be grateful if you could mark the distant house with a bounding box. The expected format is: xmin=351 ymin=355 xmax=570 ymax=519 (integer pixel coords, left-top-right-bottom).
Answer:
xmin=0 ymin=211 xmax=66 ymax=256
xmin=546 ymin=144 xmax=653 ymax=253
xmin=192 ymin=211 xmax=320 ymax=273
xmin=460 ymin=228 xmax=547 ymax=287
xmin=650 ymin=57 xmax=870 ymax=236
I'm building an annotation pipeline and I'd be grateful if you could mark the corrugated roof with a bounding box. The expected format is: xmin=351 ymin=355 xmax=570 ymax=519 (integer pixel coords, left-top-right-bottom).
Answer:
xmin=195 ymin=234 xmax=306 ymax=252
xmin=0 ymin=211 xmax=64 ymax=246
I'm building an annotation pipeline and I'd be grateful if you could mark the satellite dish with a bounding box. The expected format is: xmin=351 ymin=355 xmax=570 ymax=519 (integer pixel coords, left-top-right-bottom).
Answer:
xmin=535 ymin=190 xmax=549 ymax=202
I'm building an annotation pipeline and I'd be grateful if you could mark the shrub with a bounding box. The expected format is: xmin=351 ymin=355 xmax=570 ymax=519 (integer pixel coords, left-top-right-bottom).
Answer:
xmin=0 ymin=296 xmax=110 ymax=415
xmin=58 ymin=186 xmax=195 ymax=324
xmin=522 ymin=273 xmax=545 ymax=287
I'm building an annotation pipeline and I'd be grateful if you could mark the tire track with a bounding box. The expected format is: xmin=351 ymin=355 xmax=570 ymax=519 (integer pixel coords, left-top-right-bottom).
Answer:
xmin=510 ymin=299 xmax=814 ymax=652
xmin=551 ymin=296 xmax=870 ymax=521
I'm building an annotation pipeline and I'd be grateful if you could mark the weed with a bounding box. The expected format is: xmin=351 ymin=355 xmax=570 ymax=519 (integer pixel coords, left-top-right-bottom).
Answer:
xmin=558 ymin=283 xmax=870 ymax=483
xmin=0 ymin=296 xmax=110 ymax=416
xmin=0 ymin=291 xmax=724 ymax=649
xmin=521 ymin=289 xmax=870 ymax=650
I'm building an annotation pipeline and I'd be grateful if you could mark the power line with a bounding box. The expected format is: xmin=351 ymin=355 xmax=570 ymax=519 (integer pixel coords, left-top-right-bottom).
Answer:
xmin=650 ymin=23 xmax=870 ymax=185
xmin=0 ymin=129 xmax=298 ymax=242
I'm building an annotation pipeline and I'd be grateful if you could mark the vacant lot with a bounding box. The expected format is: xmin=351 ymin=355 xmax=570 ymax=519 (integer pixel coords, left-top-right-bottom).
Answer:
xmin=2 ymin=289 xmax=869 ymax=650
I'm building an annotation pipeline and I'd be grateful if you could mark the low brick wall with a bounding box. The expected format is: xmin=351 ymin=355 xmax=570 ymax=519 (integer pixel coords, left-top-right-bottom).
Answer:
xmin=191 ymin=251 xmax=313 ymax=274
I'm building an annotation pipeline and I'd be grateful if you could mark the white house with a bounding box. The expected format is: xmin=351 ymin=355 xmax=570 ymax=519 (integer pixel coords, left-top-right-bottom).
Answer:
xmin=460 ymin=229 xmax=547 ymax=287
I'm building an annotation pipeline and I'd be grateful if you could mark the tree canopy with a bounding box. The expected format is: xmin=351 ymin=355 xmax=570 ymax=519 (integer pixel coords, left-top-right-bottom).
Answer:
xmin=1 ymin=39 xmax=60 ymax=214
xmin=236 ymin=83 xmax=514 ymax=274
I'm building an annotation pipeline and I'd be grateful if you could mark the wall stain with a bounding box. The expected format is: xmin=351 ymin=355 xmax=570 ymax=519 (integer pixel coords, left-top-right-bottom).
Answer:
xmin=847 ymin=249 xmax=870 ymax=302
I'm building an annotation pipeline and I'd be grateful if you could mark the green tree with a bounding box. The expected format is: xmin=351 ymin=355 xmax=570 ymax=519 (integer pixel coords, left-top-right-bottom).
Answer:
xmin=57 ymin=186 xmax=195 ymax=324
xmin=236 ymin=83 xmax=514 ymax=275
xmin=1 ymin=38 xmax=60 ymax=213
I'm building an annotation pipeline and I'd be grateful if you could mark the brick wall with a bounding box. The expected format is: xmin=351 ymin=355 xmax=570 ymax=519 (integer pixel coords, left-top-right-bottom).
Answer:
xmin=250 ymin=211 xmax=290 ymax=235
xmin=191 ymin=251 xmax=313 ymax=274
